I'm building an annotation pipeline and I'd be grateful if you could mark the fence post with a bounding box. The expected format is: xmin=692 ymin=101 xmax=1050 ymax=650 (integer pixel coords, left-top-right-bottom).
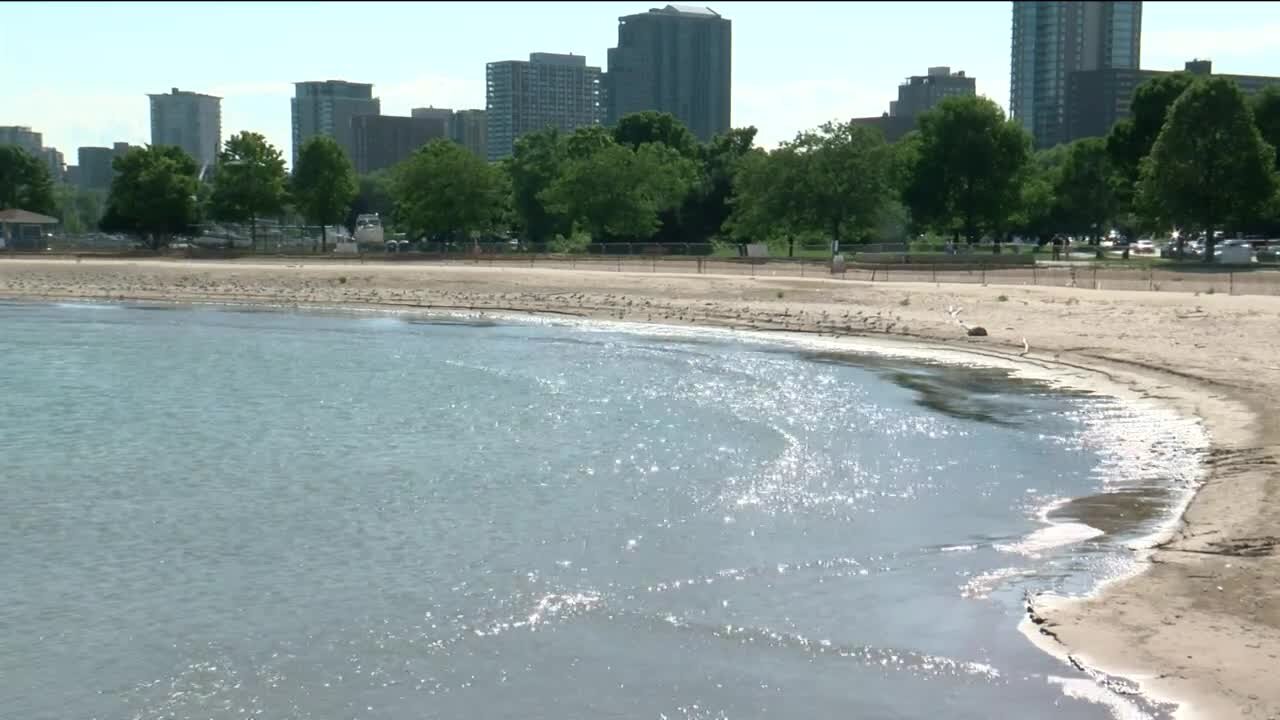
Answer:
xmin=1230 ymin=271 xmax=1234 ymax=295
xmin=1093 ymin=266 xmax=1099 ymax=290
xmin=1032 ymin=265 xmax=1037 ymax=285
xmin=932 ymin=264 xmax=937 ymax=285
xmin=1149 ymin=266 xmax=1154 ymax=291
xmin=652 ymin=255 xmax=656 ymax=273
xmin=981 ymin=265 xmax=986 ymax=286
xmin=617 ymin=255 xmax=622 ymax=272
xmin=871 ymin=268 xmax=877 ymax=282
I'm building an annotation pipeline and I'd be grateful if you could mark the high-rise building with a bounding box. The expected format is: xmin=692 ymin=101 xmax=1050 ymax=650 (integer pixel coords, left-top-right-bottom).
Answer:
xmin=39 ymin=148 xmax=65 ymax=181
xmin=76 ymin=143 xmax=133 ymax=191
xmin=291 ymin=81 xmax=380 ymax=169
xmin=0 ymin=126 xmax=43 ymax=156
xmin=605 ymin=5 xmax=732 ymax=142
xmin=893 ymin=67 xmax=976 ymax=118
xmin=451 ymin=109 xmax=488 ymax=160
xmin=351 ymin=115 xmax=448 ymax=174
xmin=851 ymin=66 xmax=978 ymax=142
xmin=411 ymin=107 xmax=489 ymax=160
xmin=148 ymin=87 xmax=222 ymax=170
xmin=411 ymin=106 xmax=455 ymax=135
xmin=486 ymin=53 xmax=602 ymax=161
xmin=1010 ymin=1 xmax=1142 ymax=148
xmin=1065 ymin=59 xmax=1280 ymax=142
xmin=77 ymin=147 xmax=116 ymax=191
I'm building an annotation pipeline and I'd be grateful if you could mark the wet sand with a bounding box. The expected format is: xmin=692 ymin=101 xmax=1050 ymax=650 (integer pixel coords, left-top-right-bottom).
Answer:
xmin=3 ymin=256 xmax=1278 ymax=719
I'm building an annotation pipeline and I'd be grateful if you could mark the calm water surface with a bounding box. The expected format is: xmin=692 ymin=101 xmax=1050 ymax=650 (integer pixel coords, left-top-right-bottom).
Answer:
xmin=0 ymin=302 xmax=1204 ymax=720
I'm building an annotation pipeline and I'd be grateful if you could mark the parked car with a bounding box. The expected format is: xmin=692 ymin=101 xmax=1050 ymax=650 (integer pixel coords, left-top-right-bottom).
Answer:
xmin=1133 ymin=239 xmax=1156 ymax=254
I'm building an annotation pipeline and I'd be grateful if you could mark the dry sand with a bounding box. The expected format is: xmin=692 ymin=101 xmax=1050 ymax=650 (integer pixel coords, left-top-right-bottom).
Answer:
xmin=3 ymin=257 xmax=1278 ymax=719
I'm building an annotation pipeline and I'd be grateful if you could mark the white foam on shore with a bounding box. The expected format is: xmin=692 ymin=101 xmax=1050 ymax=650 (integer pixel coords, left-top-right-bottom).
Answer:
xmin=1047 ymin=676 xmax=1153 ymax=720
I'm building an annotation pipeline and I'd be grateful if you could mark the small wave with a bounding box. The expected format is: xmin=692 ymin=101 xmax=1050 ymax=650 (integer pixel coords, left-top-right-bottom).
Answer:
xmin=961 ymin=566 xmax=1037 ymax=599
xmin=995 ymin=522 xmax=1105 ymax=557
xmin=54 ymin=302 xmax=121 ymax=310
xmin=700 ymin=622 xmax=1002 ymax=681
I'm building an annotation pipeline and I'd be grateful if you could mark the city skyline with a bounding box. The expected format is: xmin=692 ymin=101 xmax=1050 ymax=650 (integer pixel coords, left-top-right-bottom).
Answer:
xmin=5 ymin=1 xmax=1280 ymax=168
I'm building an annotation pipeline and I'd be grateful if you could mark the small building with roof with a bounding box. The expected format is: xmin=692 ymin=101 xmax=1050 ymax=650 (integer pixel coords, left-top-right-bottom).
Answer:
xmin=0 ymin=208 xmax=59 ymax=250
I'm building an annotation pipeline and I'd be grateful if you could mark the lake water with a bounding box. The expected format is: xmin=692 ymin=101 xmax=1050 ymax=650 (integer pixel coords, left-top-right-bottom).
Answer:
xmin=0 ymin=301 xmax=1206 ymax=720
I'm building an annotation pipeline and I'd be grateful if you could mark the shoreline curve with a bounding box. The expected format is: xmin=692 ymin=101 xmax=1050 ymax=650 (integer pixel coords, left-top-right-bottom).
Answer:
xmin=2 ymin=257 xmax=1277 ymax=719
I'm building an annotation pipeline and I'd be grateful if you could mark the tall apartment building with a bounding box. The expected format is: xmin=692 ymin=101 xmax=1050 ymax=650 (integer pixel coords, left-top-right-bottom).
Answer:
xmin=605 ymin=5 xmax=732 ymax=142
xmin=852 ymin=67 xmax=978 ymax=141
xmin=0 ymin=126 xmax=63 ymax=180
xmin=451 ymin=110 xmax=488 ymax=160
xmin=486 ymin=53 xmax=601 ymax=161
xmin=1010 ymin=0 xmax=1142 ymax=148
xmin=411 ymin=106 xmax=455 ymax=135
xmin=892 ymin=67 xmax=976 ymax=117
xmin=76 ymin=142 xmax=133 ymax=191
xmin=411 ymin=107 xmax=489 ymax=160
xmin=291 ymin=81 xmax=380 ymax=169
xmin=0 ymin=126 xmax=43 ymax=156
xmin=40 ymin=148 xmax=65 ymax=181
xmin=77 ymin=147 xmax=116 ymax=191
xmin=1066 ymin=59 xmax=1280 ymax=142
xmin=149 ymin=87 xmax=222 ymax=170
xmin=351 ymin=115 xmax=447 ymax=174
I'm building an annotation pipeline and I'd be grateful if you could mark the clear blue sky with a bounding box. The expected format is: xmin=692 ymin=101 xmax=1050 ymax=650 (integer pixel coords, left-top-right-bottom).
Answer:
xmin=4 ymin=1 xmax=1279 ymax=167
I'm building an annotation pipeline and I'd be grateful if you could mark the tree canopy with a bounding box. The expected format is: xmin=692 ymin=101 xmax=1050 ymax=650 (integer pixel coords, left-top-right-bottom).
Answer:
xmin=1139 ymin=77 xmax=1277 ymax=257
xmin=292 ymin=135 xmax=357 ymax=250
xmin=541 ymin=133 xmax=696 ymax=241
xmin=1106 ymin=72 xmax=1196 ymax=210
xmin=1252 ymin=86 xmax=1280 ymax=171
xmin=393 ymin=139 xmax=504 ymax=243
xmin=506 ymin=128 xmax=570 ymax=245
xmin=1054 ymin=137 xmax=1117 ymax=238
xmin=208 ymin=131 xmax=288 ymax=247
xmin=727 ymin=145 xmax=810 ymax=254
xmin=100 ymin=145 xmax=201 ymax=250
xmin=613 ymin=111 xmax=699 ymax=158
xmin=903 ymin=96 xmax=1030 ymax=243
xmin=0 ymin=145 xmax=57 ymax=214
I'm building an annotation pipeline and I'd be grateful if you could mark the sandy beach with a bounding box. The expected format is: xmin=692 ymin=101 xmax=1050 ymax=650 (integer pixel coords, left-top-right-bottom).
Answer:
xmin=3 ymin=256 xmax=1278 ymax=719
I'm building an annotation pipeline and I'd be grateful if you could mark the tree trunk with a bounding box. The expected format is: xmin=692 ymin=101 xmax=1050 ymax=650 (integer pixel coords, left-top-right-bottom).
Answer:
xmin=251 ymin=215 xmax=258 ymax=253
xmin=831 ymin=221 xmax=841 ymax=257
xmin=321 ymin=224 xmax=327 ymax=254
xmin=788 ymin=236 xmax=794 ymax=258
xmin=964 ymin=214 xmax=978 ymax=245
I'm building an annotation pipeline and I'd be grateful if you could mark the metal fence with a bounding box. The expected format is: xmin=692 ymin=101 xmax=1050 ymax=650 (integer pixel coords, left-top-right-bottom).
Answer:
xmin=384 ymin=254 xmax=1280 ymax=296
xmin=12 ymin=236 xmax=1280 ymax=297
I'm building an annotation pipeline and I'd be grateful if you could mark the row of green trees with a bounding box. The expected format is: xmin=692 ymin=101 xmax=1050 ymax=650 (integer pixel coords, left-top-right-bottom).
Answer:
xmin=5 ymin=72 xmax=1279 ymax=260
xmin=731 ymin=75 xmax=1280 ymax=261
xmin=0 ymin=133 xmax=359 ymax=251
xmin=97 ymin=133 xmax=359 ymax=251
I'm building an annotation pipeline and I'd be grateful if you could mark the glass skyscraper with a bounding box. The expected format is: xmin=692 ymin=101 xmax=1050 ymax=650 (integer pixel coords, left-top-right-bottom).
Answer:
xmin=1010 ymin=1 xmax=1142 ymax=148
xmin=605 ymin=5 xmax=732 ymax=143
